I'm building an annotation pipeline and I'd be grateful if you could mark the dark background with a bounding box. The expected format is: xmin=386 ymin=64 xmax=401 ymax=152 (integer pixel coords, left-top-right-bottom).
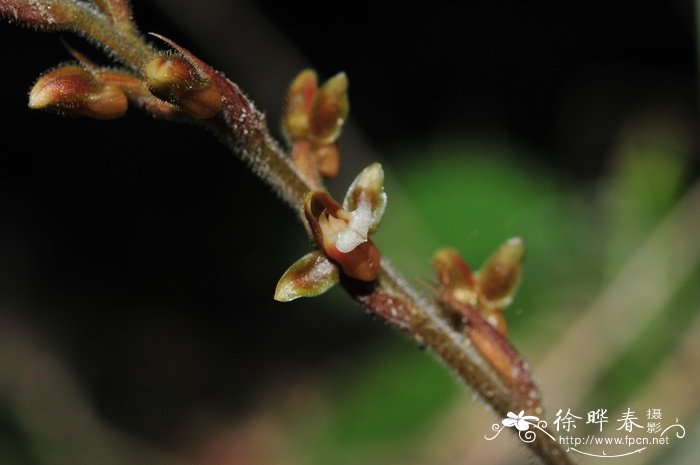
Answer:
xmin=0 ymin=0 xmax=698 ymax=460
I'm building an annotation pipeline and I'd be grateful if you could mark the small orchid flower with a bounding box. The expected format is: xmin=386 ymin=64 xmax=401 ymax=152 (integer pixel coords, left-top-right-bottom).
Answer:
xmin=283 ymin=69 xmax=349 ymax=186
xmin=502 ymin=411 xmax=540 ymax=431
xmin=274 ymin=163 xmax=386 ymax=301
xmin=433 ymin=237 xmax=524 ymax=336
xmin=433 ymin=240 xmax=541 ymax=414
xmin=143 ymin=35 xmax=222 ymax=119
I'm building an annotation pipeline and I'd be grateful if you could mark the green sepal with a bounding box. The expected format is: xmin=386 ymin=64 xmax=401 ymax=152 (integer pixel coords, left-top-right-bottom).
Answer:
xmin=274 ymin=251 xmax=340 ymax=302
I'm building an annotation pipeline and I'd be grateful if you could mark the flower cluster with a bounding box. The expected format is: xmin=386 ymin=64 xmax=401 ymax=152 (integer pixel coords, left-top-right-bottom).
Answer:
xmin=283 ymin=70 xmax=349 ymax=188
xmin=25 ymin=30 xmax=222 ymax=121
xmin=433 ymin=238 xmax=524 ymax=336
xmin=433 ymin=239 xmax=541 ymax=414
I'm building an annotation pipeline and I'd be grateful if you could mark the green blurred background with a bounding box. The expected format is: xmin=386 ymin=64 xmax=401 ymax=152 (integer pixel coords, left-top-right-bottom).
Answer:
xmin=0 ymin=1 xmax=698 ymax=464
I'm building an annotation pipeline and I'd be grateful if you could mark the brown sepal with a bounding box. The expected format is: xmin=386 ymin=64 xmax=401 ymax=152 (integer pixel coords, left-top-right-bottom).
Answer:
xmin=478 ymin=237 xmax=524 ymax=305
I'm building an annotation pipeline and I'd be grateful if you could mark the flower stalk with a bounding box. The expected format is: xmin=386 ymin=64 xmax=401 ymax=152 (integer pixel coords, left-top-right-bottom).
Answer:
xmin=0 ymin=2 xmax=572 ymax=463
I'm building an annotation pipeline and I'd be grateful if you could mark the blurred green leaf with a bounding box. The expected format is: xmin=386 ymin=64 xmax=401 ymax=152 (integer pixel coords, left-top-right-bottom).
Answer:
xmin=603 ymin=117 xmax=690 ymax=275
xmin=301 ymin=340 xmax=458 ymax=465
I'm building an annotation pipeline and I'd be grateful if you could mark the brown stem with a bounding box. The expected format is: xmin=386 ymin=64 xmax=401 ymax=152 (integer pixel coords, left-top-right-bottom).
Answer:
xmin=0 ymin=2 xmax=573 ymax=463
xmin=345 ymin=265 xmax=570 ymax=464
xmin=0 ymin=0 xmax=153 ymax=68
xmin=205 ymin=106 xmax=572 ymax=462
xmin=64 ymin=1 xmax=153 ymax=68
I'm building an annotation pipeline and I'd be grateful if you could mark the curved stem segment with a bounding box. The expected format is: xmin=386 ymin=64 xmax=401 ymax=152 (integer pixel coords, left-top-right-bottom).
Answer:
xmin=65 ymin=2 xmax=153 ymax=67
xmin=347 ymin=265 xmax=570 ymax=464
xmin=0 ymin=2 xmax=572 ymax=463
xmin=203 ymin=87 xmax=572 ymax=463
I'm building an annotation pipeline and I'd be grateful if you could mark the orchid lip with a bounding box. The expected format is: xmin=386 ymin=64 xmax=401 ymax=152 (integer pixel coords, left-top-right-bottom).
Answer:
xmin=335 ymin=199 xmax=372 ymax=253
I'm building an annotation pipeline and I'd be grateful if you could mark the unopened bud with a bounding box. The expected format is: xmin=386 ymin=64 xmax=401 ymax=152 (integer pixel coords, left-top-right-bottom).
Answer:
xmin=309 ymin=72 xmax=349 ymax=144
xmin=29 ymin=65 xmax=127 ymax=119
xmin=284 ymin=69 xmax=317 ymax=140
xmin=478 ymin=237 xmax=524 ymax=305
xmin=145 ymin=55 xmax=198 ymax=94
xmin=144 ymin=54 xmax=221 ymax=119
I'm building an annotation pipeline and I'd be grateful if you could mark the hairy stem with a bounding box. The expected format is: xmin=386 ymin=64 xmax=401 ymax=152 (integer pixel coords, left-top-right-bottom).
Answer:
xmin=207 ymin=118 xmax=310 ymax=208
xmin=0 ymin=2 xmax=572 ymax=463
xmin=206 ymin=113 xmax=571 ymax=463
xmin=66 ymin=2 xmax=153 ymax=67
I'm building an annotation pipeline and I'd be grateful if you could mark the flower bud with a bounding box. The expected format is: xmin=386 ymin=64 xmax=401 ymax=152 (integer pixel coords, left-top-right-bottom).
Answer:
xmin=284 ymin=69 xmax=317 ymax=140
xmin=478 ymin=237 xmax=524 ymax=306
xmin=309 ymin=72 xmax=349 ymax=144
xmin=29 ymin=65 xmax=127 ymax=119
xmin=433 ymin=247 xmax=513 ymax=336
xmin=144 ymin=54 xmax=221 ymax=119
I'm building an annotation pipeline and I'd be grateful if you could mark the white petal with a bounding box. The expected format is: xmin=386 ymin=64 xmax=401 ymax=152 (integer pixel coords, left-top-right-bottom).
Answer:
xmin=502 ymin=418 xmax=517 ymax=428
xmin=336 ymin=228 xmax=366 ymax=253
xmin=335 ymin=200 xmax=372 ymax=253
xmin=342 ymin=163 xmax=387 ymax=234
